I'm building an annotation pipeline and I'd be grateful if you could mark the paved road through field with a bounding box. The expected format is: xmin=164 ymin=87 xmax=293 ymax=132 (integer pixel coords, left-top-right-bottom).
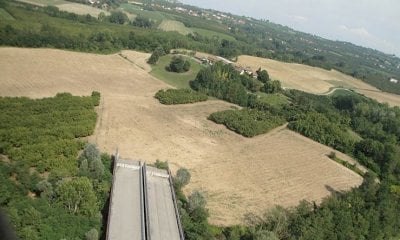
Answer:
xmin=107 ymin=159 xmax=144 ymax=240
xmin=146 ymin=166 xmax=181 ymax=240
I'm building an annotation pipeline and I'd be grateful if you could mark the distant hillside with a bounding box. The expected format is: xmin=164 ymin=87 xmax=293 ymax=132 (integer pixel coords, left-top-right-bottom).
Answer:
xmin=141 ymin=0 xmax=400 ymax=94
xmin=2 ymin=0 xmax=400 ymax=94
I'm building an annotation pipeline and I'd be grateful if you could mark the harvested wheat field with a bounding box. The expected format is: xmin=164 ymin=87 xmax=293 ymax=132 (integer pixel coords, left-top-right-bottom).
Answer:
xmin=16 ymin=0 xmax=109 ymax=17
xmin=119 ymin=50 xmax=152 ymax=72
xmin=237 ymin=55 xmax=400 ymax=106
xmin=57 ymin=3 xmax=109 ymax=17
xmin=0 ymin=47 xmax=363 ymax=225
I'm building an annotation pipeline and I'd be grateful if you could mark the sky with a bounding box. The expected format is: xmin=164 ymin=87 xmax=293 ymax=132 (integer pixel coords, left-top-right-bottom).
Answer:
xmin=180 ymin=0 xmax=400 ymax=57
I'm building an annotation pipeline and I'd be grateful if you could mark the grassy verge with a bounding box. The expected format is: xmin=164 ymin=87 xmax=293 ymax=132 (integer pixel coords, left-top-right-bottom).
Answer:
xmin=328 ymin=152 xmax=365 ymax=177
xmin=119 ymin=3 xmax=168 ymax=24
xmin=150 ymin=54 xmax=203 ymax=89
xmin=192 ymin=27 xmax=235 ymax=41
xmin=0 ymin=8 xmax=15 ymax=20
xmin=256 ymin=92 xmax=289 ymax=107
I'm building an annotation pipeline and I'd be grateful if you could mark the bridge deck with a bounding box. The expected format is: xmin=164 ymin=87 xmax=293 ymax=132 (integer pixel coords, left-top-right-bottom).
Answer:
xmin=107 ymin=159 xmax=144 ymax=240
xmin=146 ymin=166 xmax=181 ymax=240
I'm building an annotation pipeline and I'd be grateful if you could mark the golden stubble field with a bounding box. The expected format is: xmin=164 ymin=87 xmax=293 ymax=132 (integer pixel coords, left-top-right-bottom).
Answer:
xmin=237 ymin=55 xmax=400 ymax=107
xmin=0 ymin=47 xmax=363 ymax=225
xmin=16 ymin=0 xmax=109 ymax=17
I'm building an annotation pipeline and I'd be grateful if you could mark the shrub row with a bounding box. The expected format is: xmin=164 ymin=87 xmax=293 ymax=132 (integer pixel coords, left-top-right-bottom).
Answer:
xmin=155 ymin=89 xmax=207 ymax=105
xmin=209 ymin=109 xmax=285 ymax=137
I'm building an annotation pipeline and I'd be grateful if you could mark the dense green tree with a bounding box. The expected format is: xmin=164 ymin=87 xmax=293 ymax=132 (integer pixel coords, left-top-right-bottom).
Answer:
xmin=175 ymin=168 xmax=191 ymax=188
xmin=55 ymin=177 xmax=99 ymax=216
xmin=155 ymin=89 xmax=207 ymax=105
xmin=209 ymin=109 xmax=285 ymax=137
xmin=79 ymin=158 xmax=89 ymax=176
xmin=108 ymin=11 xmax=128 ymax=24
xmin=147 ymin=47 xmax=165 ymax=64
xmin=131 ymin=15 xmax=154 ymax=28
xmin=167 ymin=56 xmax=191 ymax=73
xmin=191 ymin=62 xmax=256 ymax=107
xmin=98 ymin=12 xmax=107 ymax=22
xmin=36 ymin=180 xmax=54 ymax=200
xmin=0 ymin=93 xmax=109 ymax=239
xmin=78 ymin=144 xmax=104 ymax=179
xmin=85 ymin=228 xmax=99 ymax=240
xmin=218 ymin=39 xmax=238 ymax=58
xmin=257 ymin=68 xmax=270 ymax=83
xmin=262 ymin=80 xmax=282 ymax=93
xmin=187 ymin=191 xmax=206 ymax=209
xmin=89 ymin=157 xmax=105 ymax=179
xmin=79 ymin=144 xmax=100 ymax=164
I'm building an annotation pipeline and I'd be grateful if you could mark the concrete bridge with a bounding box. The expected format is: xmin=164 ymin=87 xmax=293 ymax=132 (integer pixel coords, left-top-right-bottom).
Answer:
xmin=106 ymin=152 xmax=184 ymax=240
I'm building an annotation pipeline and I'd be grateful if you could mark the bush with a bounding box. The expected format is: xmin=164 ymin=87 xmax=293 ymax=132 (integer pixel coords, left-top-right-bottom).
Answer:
xmin=155 ymin=89 xmax=207 ymax=105
xmin=91 ymin=91 xmax=100 ymax=106
xmin=131 ymin=15 xmax=154 ymax=28
xmin=167 ymin=56 xmax=191 ymax=73
xmin=261 ymin=80 xmax=282 ymax=93
xmin=256 ymin=68 xmax=270 ymax=83
xmin=175 ymin=168 xmax=191 ymax=188
xmin=209 ymin=109 xmax=285 ymax=137
xmin=108 ymin=11 xmax=128 ymax=24
xmin=153 ymin=159 xmax=169 ymax=170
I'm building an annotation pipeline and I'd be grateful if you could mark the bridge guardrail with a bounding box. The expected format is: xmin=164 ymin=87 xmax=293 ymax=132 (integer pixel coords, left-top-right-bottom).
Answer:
xmin=105 ymin=149 xmax=119 ymax=240
xmin=168 ymin=169 xmax=185 ymax=240
xmin=143 ymin=163 xmax=151 ymax=240
xmin=139 ymin=161 xmax=146 ymax=240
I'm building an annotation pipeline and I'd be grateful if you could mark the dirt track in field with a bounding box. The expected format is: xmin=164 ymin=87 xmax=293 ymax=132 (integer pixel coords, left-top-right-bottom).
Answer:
xmin=237 ymin=55 xmax=400 ymax=107
xmin=0 ymin=47 xmax=363 ymax=225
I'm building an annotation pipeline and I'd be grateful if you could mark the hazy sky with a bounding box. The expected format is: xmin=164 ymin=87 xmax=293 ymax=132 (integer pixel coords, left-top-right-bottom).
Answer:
xmin=180 ymin=0 xmax=400 ymax=57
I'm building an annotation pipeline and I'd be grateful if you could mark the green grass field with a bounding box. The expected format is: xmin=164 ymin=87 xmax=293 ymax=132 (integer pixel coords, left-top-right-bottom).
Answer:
xmin=158 ymin=20 xmax=193 ymax=35
xmin=2 ymin=5 xmax=144 ymax=39
xmin=150 ymin=54 xmax=203 ymax=89
xmin=0 ymin=8 xmax=15 ymax=20
xmin=329 ymin=88 xmax=358 ymax=96
xmin=16 ymin=0 xmax=68 ymax=6
xmin=191 ymin=27 xmax=235 ymax=41
xmin=257 ymin=92 xmax=289 ymax=107
xmin=120 ymin=3 xmax=169 ymax=24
